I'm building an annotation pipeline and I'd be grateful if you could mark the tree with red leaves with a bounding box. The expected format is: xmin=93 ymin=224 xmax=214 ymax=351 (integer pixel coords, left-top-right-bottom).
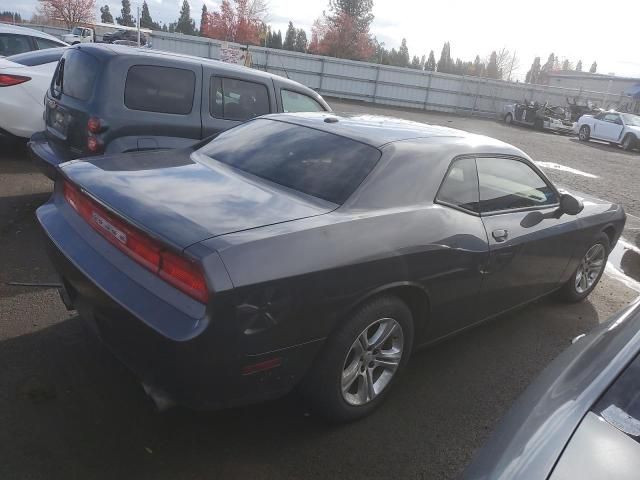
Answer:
xmin=309 ymin=0 xmax=374 ymax=60
xmin=309 ymin=11 xmax=373 ymax=60
xmin=38 ymin=0 xmax=96 ymax=28
xmin=202 ymin=0 xmax=267 ymax=46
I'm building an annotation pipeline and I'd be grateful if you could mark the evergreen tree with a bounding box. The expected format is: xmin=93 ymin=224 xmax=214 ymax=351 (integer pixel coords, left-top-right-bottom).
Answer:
xmin=436 ymin=42 xmax=452 ymax=73
xmin=273 ymin=30 xmax=283 ymax=49
xmin=561 ymin=59 xmax=571 ymax=71
xmin=425 ymin=50 xmax=436 ymax=71
xmin=175 ymin=0 xmax=196 ymax=35
xmin=100 ymin=5 xmax=114 ymax=23
xmin=486 ymin=51 xmax=499 ymax=79
xmin=575 ymin=60 xmax=583 ymax=72
xmin=328 ymin=0 xmax=374 ymax=33
xmin=284 ymin=21 xmax=296 ymax=50
xmin=116 ymin=0 xmax=136 ymax=27
xmin=410 ymin=55 xmax=421 ymax=69
xmin=199 ymin=4 xmax=208 ymax=36
xmin=162 ymin=23 xmax=168 ymax=32
xmin=473 ymin=55 xmax=484 ymax=76
xmin=420 ymin=54 xmax=426 ymax=70
xmin=525 ymin=56 xmax=541 ymax=83
xmin=168 ymin=22 xmax=177 ymax=33
xmin=140 ymin=1 xmax=159 ymax=30
xmin=543 ymin=53 xmax=555 ymax=71
xmin=589 ymin=61 xmax=597 ymax=73
xmin=397 ymin=38 xmax=409 ymax=68
xmin=294 ymin=29 xmax=308 ymax=52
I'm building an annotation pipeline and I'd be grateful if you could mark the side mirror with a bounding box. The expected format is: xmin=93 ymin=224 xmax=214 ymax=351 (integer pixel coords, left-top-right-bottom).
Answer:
xmin=559 ymin=193 xmax=584 ymax=216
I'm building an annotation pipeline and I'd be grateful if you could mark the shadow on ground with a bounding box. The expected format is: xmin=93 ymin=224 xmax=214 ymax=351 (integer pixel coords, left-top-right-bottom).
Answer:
xmin=0 ymin=295 xmax=602 ymax=480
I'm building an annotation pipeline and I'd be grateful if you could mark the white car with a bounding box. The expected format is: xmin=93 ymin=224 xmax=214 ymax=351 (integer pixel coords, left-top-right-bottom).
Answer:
xmin=577 ymin=111 xmax=640 ymax=151
xmin=0 ymin=47 xmax=64 ymax=139
xmin=0 ymin=24 xmax=67 ymax=57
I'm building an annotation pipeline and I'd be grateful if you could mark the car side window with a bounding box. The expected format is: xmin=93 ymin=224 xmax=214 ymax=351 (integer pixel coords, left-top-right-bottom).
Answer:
xmin=210 ymin=77 xmax=270 ymax=121
xmin=0 ymin=34 xmax=32 ymax=56
xmin=436 ymin=157 xmax=479 ymax=213
xmin=477 ymin=157 xmax=558 ymax=213
xmin=604 ymin=113 xmax=621 ymax=124
xmin=35 ymin=37 xmax=63 ymax=50
xmin=281 ymin=89 xmax=325 ymax=112
xmin=125 ymin=65 xmax=196 ymax=115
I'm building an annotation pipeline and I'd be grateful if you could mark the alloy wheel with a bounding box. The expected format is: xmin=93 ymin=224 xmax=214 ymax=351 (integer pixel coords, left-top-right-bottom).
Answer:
xmin=341 ymin=317 xmax=404 ymax=406
xmin=579 ymin=126 xmax=589 ymax=141
xmin=575 ymin=243 xmax=606 ymax=294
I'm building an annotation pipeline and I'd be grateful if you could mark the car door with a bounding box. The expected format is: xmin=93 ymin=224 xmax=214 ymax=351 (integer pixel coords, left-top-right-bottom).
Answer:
xmin=476 ymin=156 xmax=579 ymax=317
xmin=595 ymin=113 xmax=624 ymax=141
xmin=201 ymin=70 xmax=274 ymax=137
xmin=430 ymin=156 xmax=489 ymax=336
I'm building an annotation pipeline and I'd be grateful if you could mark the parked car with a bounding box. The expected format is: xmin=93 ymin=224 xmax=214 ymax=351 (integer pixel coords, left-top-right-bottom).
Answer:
xmin=29 ymin=44 xmax=331 ymax=179
xmin=102 ymin=29 xmax=146 ymax=45
xmin=37 ymin=113 xmax=625 ymax=422
xmin=0 ymin=24 xmax=67 ymax=57
xmin=61 ymin=26 xmax=95 ymax=44
xmin=0 ymin=47 xmax=66 ymax=139
xmin=464 ymin=297 xmax=640 ymax=480
xmin=503 ymin=101 xmax=575 ymax=134
xmin=577 ymin=110 xmax=640 ymax=151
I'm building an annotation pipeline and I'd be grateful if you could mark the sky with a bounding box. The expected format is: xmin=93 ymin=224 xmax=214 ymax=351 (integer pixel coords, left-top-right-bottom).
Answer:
xmin=11 ymin=0 xmax=640 ymax=80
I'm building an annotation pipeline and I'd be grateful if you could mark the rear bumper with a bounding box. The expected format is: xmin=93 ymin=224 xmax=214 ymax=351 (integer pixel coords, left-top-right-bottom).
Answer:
xmin=28 ymin=131 xmax=65 ymax=180
xmin=37 ymin=197 xmax=323 ymax=410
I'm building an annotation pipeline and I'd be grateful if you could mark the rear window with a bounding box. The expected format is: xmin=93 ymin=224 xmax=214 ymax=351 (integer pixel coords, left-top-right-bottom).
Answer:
xmin=125 ymin=65 xmax=195 ymax=115
xmin=8 ymin=47 xmax=65 ymax=66
xmin=53 ymin=49 xmax=99 ymax=100
xmin=198 ymin=119 xmax=381 ymax=204
xmin=0 ymin=33 xmax=31 ymax=56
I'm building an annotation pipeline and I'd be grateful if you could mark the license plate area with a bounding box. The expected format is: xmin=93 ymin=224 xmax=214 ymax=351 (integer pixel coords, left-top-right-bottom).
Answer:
xmin=48 ymin=106 xmax=69 ymax=138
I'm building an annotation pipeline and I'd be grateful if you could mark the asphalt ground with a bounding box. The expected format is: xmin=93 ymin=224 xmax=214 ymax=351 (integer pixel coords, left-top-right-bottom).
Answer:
xmin=1 ymin=100 xmax=639 ymax=480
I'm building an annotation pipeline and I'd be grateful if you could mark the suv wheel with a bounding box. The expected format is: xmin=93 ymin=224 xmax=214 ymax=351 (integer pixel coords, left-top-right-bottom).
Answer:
xmin=303 ymin=296 xmax=414 ymax=422
xmin=558 ymin=233 xmax=609 ymax=302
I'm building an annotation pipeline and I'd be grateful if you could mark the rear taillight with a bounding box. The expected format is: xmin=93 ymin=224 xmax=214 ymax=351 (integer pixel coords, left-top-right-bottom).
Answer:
xmin=63 ymin=181 xmax=209 ymax=303
xmin=87 ymin=116 xmax=102 ymax=133
xmin=87 ymin=135 xmax=103 ymax=153
xmin=0 ymin=74 xmax=31 ymax=87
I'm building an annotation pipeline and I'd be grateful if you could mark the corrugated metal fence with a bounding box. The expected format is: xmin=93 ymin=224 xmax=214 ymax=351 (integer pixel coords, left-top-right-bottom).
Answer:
xmin=27 ymin=25 xmax=627 ymax=117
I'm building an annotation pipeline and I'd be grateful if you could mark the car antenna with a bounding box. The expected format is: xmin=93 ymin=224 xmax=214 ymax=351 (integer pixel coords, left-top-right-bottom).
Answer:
xmin=272 ymin=50 xmax=291 ymax=79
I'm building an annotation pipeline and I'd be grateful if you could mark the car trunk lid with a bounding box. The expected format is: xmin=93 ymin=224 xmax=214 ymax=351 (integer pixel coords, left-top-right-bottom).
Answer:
xmin=59 ymin=148 xmax=336 ymax=249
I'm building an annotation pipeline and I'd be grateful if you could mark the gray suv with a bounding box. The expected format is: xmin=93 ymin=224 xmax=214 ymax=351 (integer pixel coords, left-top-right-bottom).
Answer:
xmin=29 ymin=44 xmax=331 ymax=179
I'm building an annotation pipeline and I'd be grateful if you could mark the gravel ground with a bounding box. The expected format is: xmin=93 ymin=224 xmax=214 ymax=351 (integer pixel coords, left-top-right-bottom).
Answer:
xmin=0 ymin=101 xmax=639 ymax=480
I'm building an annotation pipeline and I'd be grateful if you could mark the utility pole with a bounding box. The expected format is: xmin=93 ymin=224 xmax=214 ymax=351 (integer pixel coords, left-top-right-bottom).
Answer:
xmin=508 ymin=50 xmax=516 ymax=82
xmin=137 ymin=6 xmax=140 ymax=46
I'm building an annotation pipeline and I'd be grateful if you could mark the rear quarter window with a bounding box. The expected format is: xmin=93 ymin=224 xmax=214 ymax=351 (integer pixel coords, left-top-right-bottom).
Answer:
xmin=281 ymin=89 xmax=325 ymax=113
xmin=125 ymin=65 xmax=196 ymax=115
xmin=53 ymin=49 xmax=99 ymax=101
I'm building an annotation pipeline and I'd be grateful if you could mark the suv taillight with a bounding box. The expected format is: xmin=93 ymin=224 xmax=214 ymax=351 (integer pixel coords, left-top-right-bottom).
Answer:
xmin=0 ymin=74 xmax=31 ymax=87
xmin=63 ymin=180 xmax=210 ymax=303
xmin=87 ymin=116 xmax=102 ymax=133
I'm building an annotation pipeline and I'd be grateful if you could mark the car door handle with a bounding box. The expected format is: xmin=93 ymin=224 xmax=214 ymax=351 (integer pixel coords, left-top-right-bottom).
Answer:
xmin=492 ymin=229 xmax=509 ymax=242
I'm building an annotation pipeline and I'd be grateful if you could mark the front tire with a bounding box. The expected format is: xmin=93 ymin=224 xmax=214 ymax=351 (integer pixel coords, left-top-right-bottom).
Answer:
xmin=622 ymin=134 xmax=636 ymax=151
xmin=302 ymin=296 xmax=414 ymax=423
xmin=504 ymin=113 xmax=513 ymax=125
xmin=558 ymin=233 xmax=610 ymax=302
xmin=578 ymin=125 xmax=590 ymax=141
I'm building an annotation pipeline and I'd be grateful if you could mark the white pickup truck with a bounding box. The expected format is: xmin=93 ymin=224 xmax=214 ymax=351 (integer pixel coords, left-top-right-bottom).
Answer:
xmin=577 ymin=111 xmax=640 ymax=151
xmin=61 ymin=27 xmax=95 ymax=44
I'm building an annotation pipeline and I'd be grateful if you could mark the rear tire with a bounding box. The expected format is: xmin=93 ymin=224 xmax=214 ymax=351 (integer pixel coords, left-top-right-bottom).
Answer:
xmin=557 ymin=233 xmax=610 ymax=302
xmin=302 ymin=296 xmax=414 ymax=423
xmin=504 ymin=113 xmax=513 ymax=125
xmin=578 ymin=125 xmax=590 ymax=141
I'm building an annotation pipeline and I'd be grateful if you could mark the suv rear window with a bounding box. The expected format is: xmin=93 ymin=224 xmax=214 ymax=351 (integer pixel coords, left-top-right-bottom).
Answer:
xmin=199 ymin=119 xmax=381 ymax=204
xmin=125 ymin=65 xmax=195 ymax=115
xmin=53 ymin=49 xmax=99 ymax=100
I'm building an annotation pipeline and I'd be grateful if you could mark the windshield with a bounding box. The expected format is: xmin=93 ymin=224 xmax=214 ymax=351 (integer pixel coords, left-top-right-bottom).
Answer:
xmin=71 ymin=27 xmax=83 ymax=35
xmin=622 ymin=113 xmax=640 ymax=127
xmin=198 ymin=119 xmax=381 ymax=204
